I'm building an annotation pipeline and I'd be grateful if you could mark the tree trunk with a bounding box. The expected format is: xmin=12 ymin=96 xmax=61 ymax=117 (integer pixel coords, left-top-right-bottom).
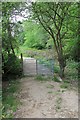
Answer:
xmin=52 ymin=37 xmax=66 ymax=78
xmin=58 ymin=54 xmax=66 ymax=78
xmin=7 ymin=23 xmax=15 ymax=55
xmin=59 ymin=64 xmax=65 ymax=78
xmin=10 ymin=43 xmax=15 ymax=55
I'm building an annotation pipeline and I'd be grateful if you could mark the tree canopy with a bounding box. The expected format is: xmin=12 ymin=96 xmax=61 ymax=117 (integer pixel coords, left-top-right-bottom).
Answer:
xmin=2 ymin=2 xmax=79 ymax=79
xmin=31 ymin=2 xmax=79 ymax=77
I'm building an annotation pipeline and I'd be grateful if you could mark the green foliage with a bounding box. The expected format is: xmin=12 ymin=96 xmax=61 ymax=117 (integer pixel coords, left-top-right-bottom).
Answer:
xmin=53 ymin=75 xmax=61 ymax=83
xmin=54 ymin=65 xmax=60 ymax=73
xmin=2 ymin=80 xmax=20 ymax=118
xmin=60 ymin=83 xmax=69 ymax=89
xmin=56 ymin=97 xmax=62 ymax=111
xmin=48 ymin=91 xmax=53 ymax=94
xmin=63 ymin=4 xmax=78 ymax=61
xmin=56 ymin=97 xmax=62 ymax=104
xmin=35 ymin=75 xmax=51 ymax=81
xmin=38 ymin=58 xmax=51 ymax=68
xmin=71 ymin=39 xmax=78 ymax=62
xmin=2 ymin=2 xmax=21 ymax=52
xmin=2 ymin=2 xmax=24 ymax=79
xmin=23 ymin=20 xmax=48 ymax=49
xmin=47 ymin=85 xmax=54 ymax=89
xmin=35 ymin=75 xmax=46 ymax=81
xmin=64 ymin=38 xmax=78 ymax=61
xmin=65 ymin=59 xmax=78 ymax=80
xmin=2 ymin=2 xmax=79 ymax=82
xmin=63 ymin=80 xmax=70 ymax=83
xmin=46 ymin=37 xmax=54 ymax=49
xmin=32 ymin=3 xmax=78 ymax=77
xmin=3 ymin=54 xmax=22 ymax=78
xmin=21 ymin=48 xmax=54 ymax=62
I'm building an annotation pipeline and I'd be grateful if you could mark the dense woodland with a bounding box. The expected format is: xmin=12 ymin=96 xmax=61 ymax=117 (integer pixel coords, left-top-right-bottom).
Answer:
xmin=2 ymin=2 xmax=79 ymax=79
xmin=1 ymin=2 xmax=79 ymax=118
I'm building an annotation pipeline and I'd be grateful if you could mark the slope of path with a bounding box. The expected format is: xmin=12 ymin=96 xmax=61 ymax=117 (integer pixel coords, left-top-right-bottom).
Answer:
xmin=23 ymin=57 xmax=53 ymax=76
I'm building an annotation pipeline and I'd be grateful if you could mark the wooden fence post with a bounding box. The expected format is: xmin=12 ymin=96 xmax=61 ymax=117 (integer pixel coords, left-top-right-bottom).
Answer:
xmin=21 ymin=53 xmax=23 ymax=75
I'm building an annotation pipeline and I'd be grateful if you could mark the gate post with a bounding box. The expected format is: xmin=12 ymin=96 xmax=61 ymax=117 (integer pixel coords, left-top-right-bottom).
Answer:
xmin=21 ymin=53 xmax=23 ymax=75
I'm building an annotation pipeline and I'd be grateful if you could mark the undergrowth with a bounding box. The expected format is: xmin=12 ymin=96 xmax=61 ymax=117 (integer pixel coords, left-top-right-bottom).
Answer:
xmin=35 ymin=75 xmax=49 ymax=81
xmin=2 ymin=79 xmax=20 ymax=118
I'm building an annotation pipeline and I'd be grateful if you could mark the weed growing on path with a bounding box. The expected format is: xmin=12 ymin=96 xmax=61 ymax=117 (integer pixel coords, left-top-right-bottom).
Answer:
xmin=56 ymin=97 xmax=62 ymax=111
xmin=60 ymin=83 xmax=69 ymax=89
xmin=48 ymin=91 xmax=53 ymax=94
xmin=35 ymin=75 xmax=51 ymax=81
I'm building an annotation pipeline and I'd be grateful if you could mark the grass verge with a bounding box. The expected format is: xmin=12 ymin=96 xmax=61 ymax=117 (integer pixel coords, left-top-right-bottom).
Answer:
xmin=2 ymin=79 xmax=20 ymax=118
xmin=35 ymin=75 xmax=51 ymax=81
xmin=60 ymin=82 xmax=69 ymax=89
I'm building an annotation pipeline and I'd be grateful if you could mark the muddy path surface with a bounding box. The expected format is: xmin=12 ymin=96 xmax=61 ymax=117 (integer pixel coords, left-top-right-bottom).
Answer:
xmin=14 ymin=77 xmax=78 ymax=118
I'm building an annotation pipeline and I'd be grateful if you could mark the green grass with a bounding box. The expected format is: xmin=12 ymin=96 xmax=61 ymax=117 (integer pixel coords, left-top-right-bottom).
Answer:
xmin=38 ymin=58 xmax=51 ymax=68
xmin=54 ymin=65 xmax=59 ymax=73
xmin=56 ymin=97 xmax=62 ymax=111
xmin=47 ymin=84 xmax=54 ymax=89
xmin=61 ymin=90 xmax=65 ymax=93
xmin=56 ymin=105 xmax=61 ymax=110
xmin=35 ymin=75 xmax=45 ymax=81
xmin=65 ymin=59 xmax=78 ymax=80
xmin=56 ymin=97 xmax=62 ymax=104
xmin=63 ymin=80 xmax=70 ymax=83
xmin=60 ymin=83 xmax=69 ymax=89
xmin=48 ymin=91 xmax=53 ymax=94
xmin=2 ymin=80 xmax=20 ymax=118
xmin=52 ymin=75 xmax=61 ymax=83
xmin=35 ymin=75 xmax=49 ymax=81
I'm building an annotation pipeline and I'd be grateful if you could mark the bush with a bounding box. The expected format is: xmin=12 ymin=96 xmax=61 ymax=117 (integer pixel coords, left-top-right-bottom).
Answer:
xmin=52 ymin=74 xmax=61 ymax=82
xmin=3 ymin=54 xmax=22 ymax=78
xmin=2 ymin=80 xmax=20 ymax=118
xmin=65 ymin=59 xmax=78 ymax=79
xmin=54 ymin=65 xmax=59 ymax=73
xmin=60 ymin=83 xmax=69 ymax=89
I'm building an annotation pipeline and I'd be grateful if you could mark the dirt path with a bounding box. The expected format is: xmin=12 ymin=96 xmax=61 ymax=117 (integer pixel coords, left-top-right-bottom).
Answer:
xmin=14 ymin=77 xmax=78 ymax=118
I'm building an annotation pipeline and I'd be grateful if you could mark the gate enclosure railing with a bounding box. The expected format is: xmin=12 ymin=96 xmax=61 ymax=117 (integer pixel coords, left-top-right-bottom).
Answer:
xmin=36 ymin=58 xmax=54 ymax=76
xmin=20 ymin=55 xmax=54 ymax=76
